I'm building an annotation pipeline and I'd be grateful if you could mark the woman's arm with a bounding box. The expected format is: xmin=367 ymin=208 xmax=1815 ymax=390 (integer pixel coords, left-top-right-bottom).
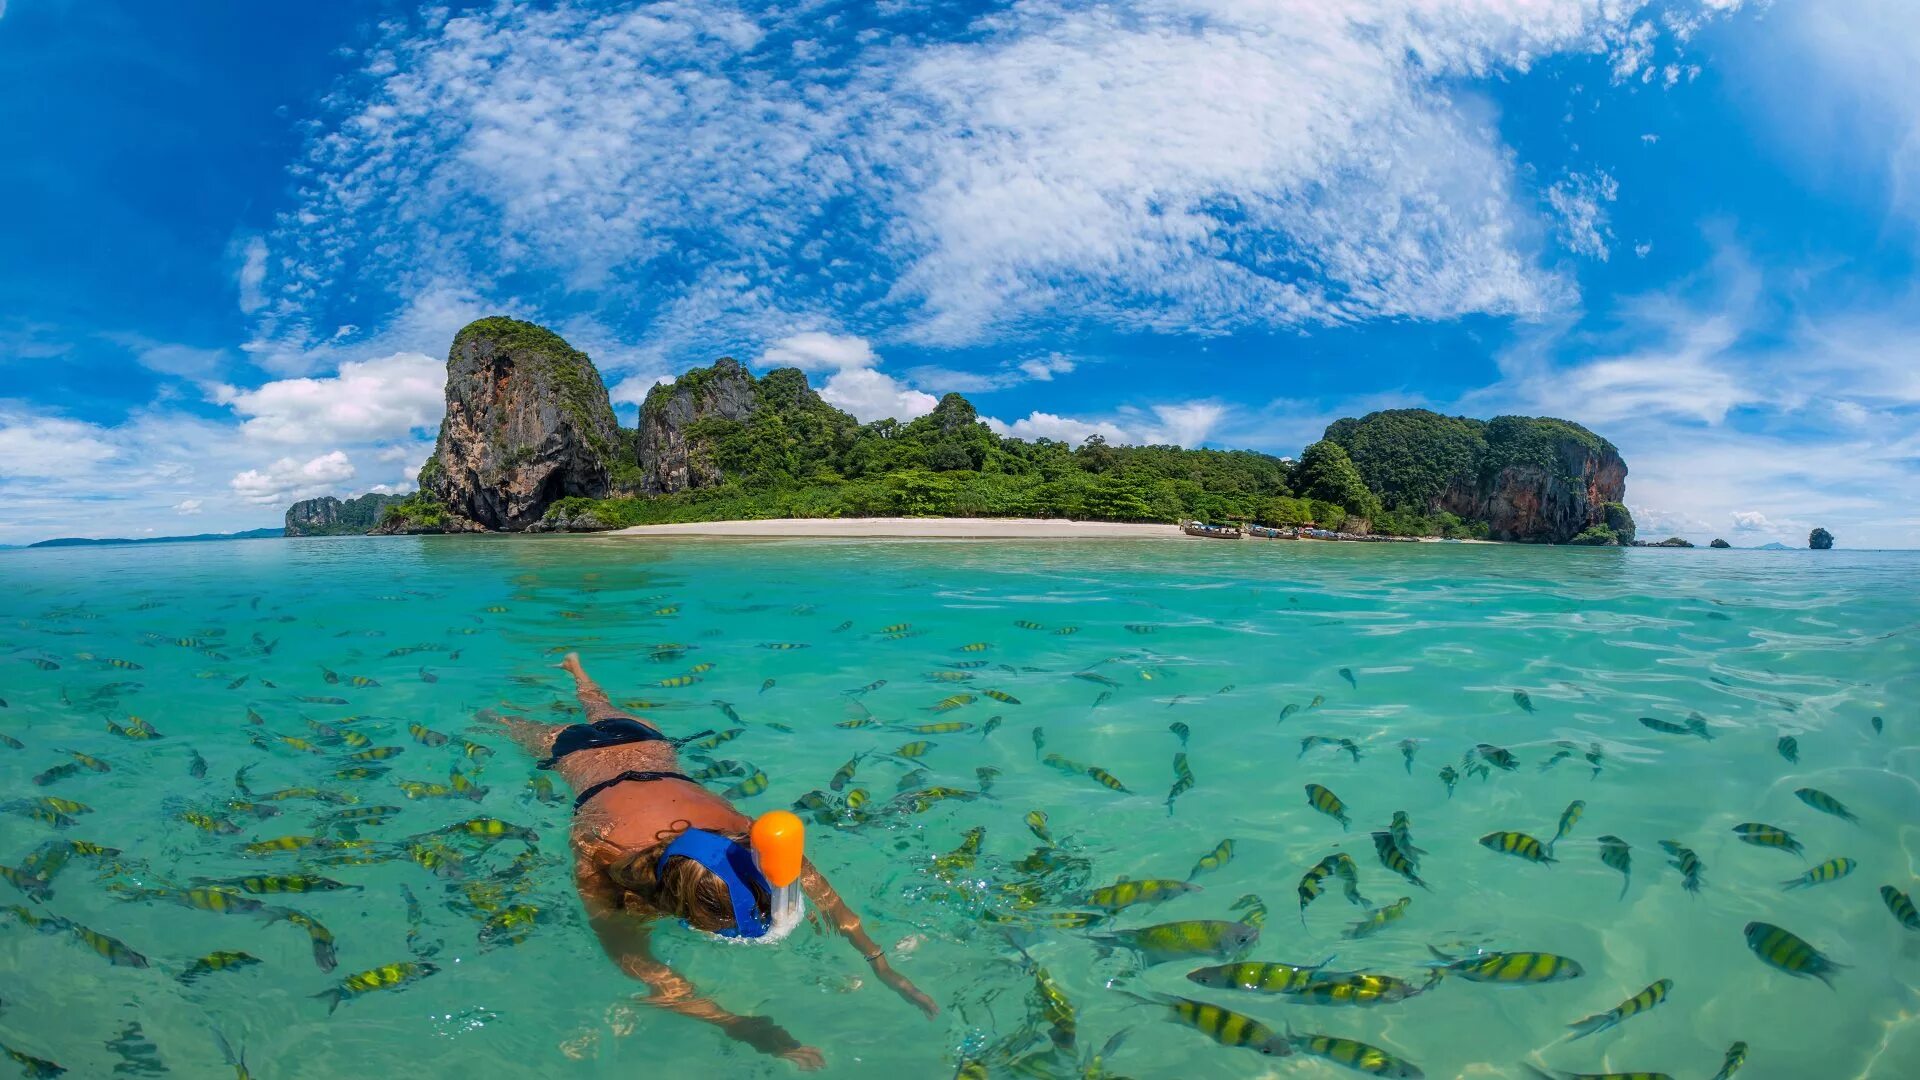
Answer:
xmin=799 ymin=860 xmax=939 ymax=1018
xmin=575 ymin=859 xmax=824 ymax=1069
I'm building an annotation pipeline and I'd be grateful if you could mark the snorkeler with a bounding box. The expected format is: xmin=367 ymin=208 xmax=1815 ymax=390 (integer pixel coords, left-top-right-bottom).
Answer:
xmin=495 ymin=653 xmax=937 ymax=1070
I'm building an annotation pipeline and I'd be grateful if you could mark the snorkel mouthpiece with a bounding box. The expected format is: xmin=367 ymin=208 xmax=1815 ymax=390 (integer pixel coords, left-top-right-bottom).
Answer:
xmin=750 ymin=811 xmax=806 ymax=938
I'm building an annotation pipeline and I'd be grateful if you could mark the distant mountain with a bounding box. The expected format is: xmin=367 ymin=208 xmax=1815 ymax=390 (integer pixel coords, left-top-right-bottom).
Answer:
xmin=28 ymin=527 xmax=284 ymax=549
xmin=1755 ymin=542 xmax=1792 ymax=551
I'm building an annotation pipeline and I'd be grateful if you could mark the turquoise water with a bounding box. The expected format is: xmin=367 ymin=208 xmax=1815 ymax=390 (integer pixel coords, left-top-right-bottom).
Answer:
xmin=1 ymin=536 xmax=1916 ymax=1078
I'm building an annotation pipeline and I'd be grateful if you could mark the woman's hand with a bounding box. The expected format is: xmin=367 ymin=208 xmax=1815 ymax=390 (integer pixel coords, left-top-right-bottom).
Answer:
xmin=871 ymin=957 xmax=939 ymax=1018
xmin=723 ymin=1015 xmax=824 ymax=1069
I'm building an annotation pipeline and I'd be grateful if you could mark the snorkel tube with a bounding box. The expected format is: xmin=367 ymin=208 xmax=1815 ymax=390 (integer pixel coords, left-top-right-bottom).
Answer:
xmin=750 ymin=810 xmax=806 ymax=937
xmin=656 ymin=812 xmax=806 ymax=944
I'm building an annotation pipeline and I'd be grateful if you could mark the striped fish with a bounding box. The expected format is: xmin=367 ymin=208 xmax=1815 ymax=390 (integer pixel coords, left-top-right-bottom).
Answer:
xmin=926 ymin=694 xmax=976 ymax=713
xmin=1389 ymin=811 xmax=1426 ymax=862
xmin=1548 ymin=800 xmax=1585 ymax=854
xmin=1166 ymin=752 xmax=1195 ymax=815
xmin=1127 ymin=992 xmax=1288 ymax=1056
xmin=1598 ymin=836 xmax=1632 ymax=899
xmin=1659 ymin=841 xmax=1704 ymax=893
xmin=1188 ymin=839 xmax=1234 ymax=881
xmin=1782 ymin=857 xmax=1856 ymax=890
xmin=1793 ymin=787 xmax=1858 ymax=824
xmin=1731 ymin=823 xmax=1802 ymax=855
xmin=1428 ymin=947 xmax=1584 ymax=984
xmin=1186 ymin=958 xmax=1329 ymax=994
xmin=1344 ymin=897 xmax=1413 ymax=940
xmin=1567 ymin=977 xmax=1672 ymax=1039
xmin=1305 ymin=783 xmax=1350 ymax=829
xmin=982 ymin=689 xmax=1021 ymax=704
xmin=1082 ymin=878 xmax=1200 ymax=913
xmin=1285 ymin=1032 xmax=1423 ymax=1078
xmin=1882 ymin=885 xmax=1920 ymax=930
xmin=1372 ymin=831 xmax=1427 ymax=889
xmin=723 ymin=770 xmax=769 ymax=799
xmin=1776 ymin=735 xmax=1798 ymax=763
xmin=1291 ymin=971 xmax=1423 ymax=1006
xmin=1480 ymin=830 xmax=1556 ymax=865
xmin=1710 ymin=1041 xmax=1748 ymax=1080
xmin=1743 ymin=921 xmax=1843 ymax=987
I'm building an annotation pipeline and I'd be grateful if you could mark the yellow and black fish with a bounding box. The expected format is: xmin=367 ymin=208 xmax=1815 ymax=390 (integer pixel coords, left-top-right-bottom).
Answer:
xmin=1291 ymin=971 xmax=1424 ymax=1006
xmin=1710 ymin=1041 xmax=1748 ymax=1080
xmin=1793 ymin=787 xmax=1858 ymax=824
xmin=1744 ymin=921 xmax=1842 ymax=987
xmin=1343 ymin=897 xmax=1412 ymax=941
xmin=1084 ymin=766 xmax=1129 ymax=793
xmin=723 ymin=770 xmax=769 ymax=799
xmin=1186 ymin=957 xmax=1329 ymax=994
xmin=68 ymin=920 xmax=150 ymax=968
xmin=926 ymin=694 xmax=976 ymax=713
xmin=982 ymin=689 xmax=1021 ymax=705
xmin=408 ymin=723 xmax=450 ymax=747
xmin=1166 ymin=753 xmax=1195 ymax=815
xmin=1427 ymin=947 xmax=1584 ymax=984
xmin=1091 ymin=920 xmax=1258 ymax=965
xmin=1882 ymin=885 xmax=1920 ymax=930
xmin=346 ymin=745 xmax=405 ymax=762
xmin=1548 ymin=800 xmax=1585 ymax=854
xmin=1370 ymin=832 xmax=1427 ymax=889
xmin=1188 ymin=838 xmax=1233 ymax=882
xmin=1598 ymin=835 xmax=1632 ymax=899
xmin=1782 ymin=857 xmax=1855 ymax=891
xmin=829 ymin=755 xmax=862 ymax=792
xmin=1731 ymin=823 xmax=1802 ymax=855
xmin=1480 ymin=830 xmax=1556 ymax=865
xmin=1082 ymin=878 xmax=1201 ymax=914
xmin=1126 ymin=992 xmax=1287 ymax=1056
xmin=316 ymin=960 xmax=439 ymax=1013
xmin=1305 ymin=783 xmax=1350 ymax=829
xmin=1659 ymin=841 xmax=1704 ymax=894
xmin=178 ymin=949 xmax=261 ymax=984
xmin=956 ymin=642 xmax=991 ymax=653
xmin=1567 ymin=977 xmax=1672 ymax=1039
xmin=1285 ymin=1032 xmax=1422 ymax=1078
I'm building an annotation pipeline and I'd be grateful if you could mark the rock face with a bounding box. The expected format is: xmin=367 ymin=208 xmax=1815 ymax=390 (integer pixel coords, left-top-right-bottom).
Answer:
xmin=1652 ymin=536 xmax=1695 ymax=548
xmin=635 ymin=358 xmax=759 ymax=494
xmin=285 ymin=493 xmax=404 ymax=536
xmin=403 ymin=318 xmax=620 ymax=531
xmin=1324 ymin=410 xmax=1629 ymax=543
xmin=1809 ymin=527 xmax=1834 ymax=550
xmin=1709 ymin=538 xmax=1731 ymax=548
xmin=1431 ymin=418 xmax=1628 ymax=544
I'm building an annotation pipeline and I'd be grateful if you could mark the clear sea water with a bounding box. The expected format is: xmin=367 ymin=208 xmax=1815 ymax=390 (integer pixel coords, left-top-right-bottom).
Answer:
xmin=1 ymin=536 xmax=1915 ymax=1079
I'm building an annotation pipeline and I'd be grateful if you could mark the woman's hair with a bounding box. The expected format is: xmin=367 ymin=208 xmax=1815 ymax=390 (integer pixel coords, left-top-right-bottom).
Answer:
xmin=607 ymin=823 xmax=769 ymax=934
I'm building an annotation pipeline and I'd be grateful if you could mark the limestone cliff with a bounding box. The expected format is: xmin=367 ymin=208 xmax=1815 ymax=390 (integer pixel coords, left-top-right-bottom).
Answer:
xmin=285 ymin=493 xmax=404 ymax=536
xmin=634 ymin=358 xmax=759 ymax=494
xmin=634 ymin=360 xmax=856 ymax=494
xmin=1324 ymin=410 xmax=1628 ymax=543
xmin=387 ymin=317 xmax=619 ymax=532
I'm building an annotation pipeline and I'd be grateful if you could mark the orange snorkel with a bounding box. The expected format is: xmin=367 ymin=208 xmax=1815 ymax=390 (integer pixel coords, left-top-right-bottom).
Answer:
xmin=750 ymin=810 xmax=806 ymax=937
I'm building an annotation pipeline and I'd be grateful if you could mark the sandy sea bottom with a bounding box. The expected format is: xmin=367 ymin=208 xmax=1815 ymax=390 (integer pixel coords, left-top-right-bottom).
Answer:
xmin=0 ymin=536 xmax=1915 ymax=1078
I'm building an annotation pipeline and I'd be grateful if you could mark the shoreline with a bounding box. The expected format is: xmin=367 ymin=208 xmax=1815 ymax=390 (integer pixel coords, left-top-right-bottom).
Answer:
xmin=603 ymin=517 xmax=1500 ymax=542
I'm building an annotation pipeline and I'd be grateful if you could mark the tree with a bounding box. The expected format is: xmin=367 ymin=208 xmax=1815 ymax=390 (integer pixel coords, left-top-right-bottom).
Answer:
xmin=1293 ymin=440 xmax=1381 ymax=521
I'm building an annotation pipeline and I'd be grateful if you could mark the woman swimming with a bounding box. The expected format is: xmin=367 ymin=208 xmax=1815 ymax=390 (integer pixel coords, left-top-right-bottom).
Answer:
xmin=495 ymin=653 xmax=937 ymax=1070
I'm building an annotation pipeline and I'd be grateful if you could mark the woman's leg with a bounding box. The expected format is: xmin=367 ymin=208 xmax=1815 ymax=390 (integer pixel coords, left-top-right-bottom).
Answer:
xmin=561 ymin=652 xmax=626 ymax=722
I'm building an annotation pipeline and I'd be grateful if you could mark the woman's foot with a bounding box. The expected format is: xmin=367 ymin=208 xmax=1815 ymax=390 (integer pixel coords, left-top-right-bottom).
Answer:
xmin=559 ymin=652 xmax=587 ymax=680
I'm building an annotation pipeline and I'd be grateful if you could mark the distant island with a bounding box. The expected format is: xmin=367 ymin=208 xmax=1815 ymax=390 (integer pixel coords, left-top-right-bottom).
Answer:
xmin=297 ymin=317 xmax=1636 ymax=545
xmin=30 ymin=527 xmax=284 ymax=549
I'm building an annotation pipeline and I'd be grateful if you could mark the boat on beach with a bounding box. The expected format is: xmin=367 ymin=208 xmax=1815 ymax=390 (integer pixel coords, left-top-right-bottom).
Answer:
xmin=1180 ymin=520 xmax=1245 ymax=539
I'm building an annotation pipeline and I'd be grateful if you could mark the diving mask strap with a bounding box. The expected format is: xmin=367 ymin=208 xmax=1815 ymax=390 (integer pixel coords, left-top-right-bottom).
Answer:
xmin=657 ymin=829 xmax=771 ymax=938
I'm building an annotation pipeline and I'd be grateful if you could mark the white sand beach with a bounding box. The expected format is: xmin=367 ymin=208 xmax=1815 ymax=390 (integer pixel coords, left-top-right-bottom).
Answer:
xmin=606 ymin=517 xmax=1192 ymax=539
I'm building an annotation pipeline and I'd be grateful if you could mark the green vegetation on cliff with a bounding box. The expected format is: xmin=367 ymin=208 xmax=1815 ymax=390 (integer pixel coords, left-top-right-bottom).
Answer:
xmin=454 ymin=316 xmax=617 ymax=458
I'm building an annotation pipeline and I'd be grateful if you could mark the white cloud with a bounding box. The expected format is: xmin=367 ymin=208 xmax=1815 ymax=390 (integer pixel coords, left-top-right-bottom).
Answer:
xmin=237 ymin=236 xmax=269 ymax=314
xmin=817 ymin=368 xmax=938 ymax=424
xmin=610 ymin=375 xmax=672 ymax=406
xmin=1730 ymin=510 xmax=1773 ymax=532
xmin=1016 ymin=353 xmax=1076 ymax=382
xmin=760 ymin=332 xmax=877 ymax=372
xmin=173 ymin=499 xmax=203 ymax=515
xmin=986 ymin=411 xmax=1132 ymax=446
xmin=229 ymin=450 xmax=356 ymax=505
xmin=1547 ymin=170 xmax=1619 ymax=261
xmin=214 ymin=351 xmax=443 ymax=444
xmin=261 ymin=1 xmax=1743 ymax=354
xmin=1142 ymin=402 xmax=1227 ymax=448
xmin=0 ymin=413 xmax=118 ymax=479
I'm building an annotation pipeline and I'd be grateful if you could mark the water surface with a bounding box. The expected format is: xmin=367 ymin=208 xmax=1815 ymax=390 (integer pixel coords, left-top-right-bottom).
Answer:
xmin=1 ymin=537 xmax=1915 ymax=1077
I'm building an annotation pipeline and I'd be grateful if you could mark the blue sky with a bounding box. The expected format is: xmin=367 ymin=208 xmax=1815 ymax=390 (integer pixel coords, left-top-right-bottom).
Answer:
xmin=3 ymin=0 xmax=1918 ymax=547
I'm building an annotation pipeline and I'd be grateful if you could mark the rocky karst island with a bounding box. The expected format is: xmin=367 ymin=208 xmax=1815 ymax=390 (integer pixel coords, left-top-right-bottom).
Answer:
xmin=288 ymin=317 xmax=1635 ymax=545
